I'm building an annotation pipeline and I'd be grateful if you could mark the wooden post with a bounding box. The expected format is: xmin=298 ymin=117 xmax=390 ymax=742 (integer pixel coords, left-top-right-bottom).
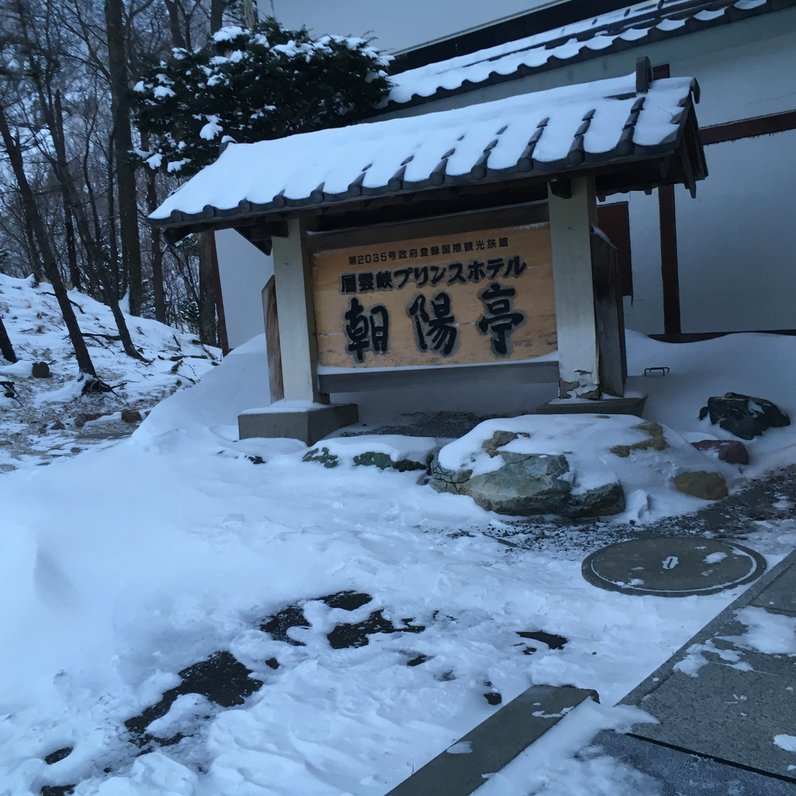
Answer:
xmin=271 ymin=217 xmax=324 ymax=403
xmin=262 ymin=276 xmax=284 ymax=402
xmin=547 ymin=176 xmax=600 ymax=399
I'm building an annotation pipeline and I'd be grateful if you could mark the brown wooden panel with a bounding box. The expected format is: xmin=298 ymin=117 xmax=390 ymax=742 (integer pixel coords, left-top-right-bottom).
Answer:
xmin=596 ymin=202 xmax=633 ymax=297
xmin=312 ymin=223 xmax=556 ymax=369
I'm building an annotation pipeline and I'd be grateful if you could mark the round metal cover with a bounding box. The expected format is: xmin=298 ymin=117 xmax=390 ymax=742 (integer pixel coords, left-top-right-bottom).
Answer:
xmin=582 ymin=537 xmax=767 ymax=597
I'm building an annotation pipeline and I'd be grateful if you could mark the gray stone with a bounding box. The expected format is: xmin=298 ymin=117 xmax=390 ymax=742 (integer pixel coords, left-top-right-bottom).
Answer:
xmin=352 ymin=451 xmax=428 ymax=472
xmin=429 ymin=450 xmax=624 ymax=518
xmin=31 ymin=361 xmax=50 ymax=378
xmin=691 ymin=438 xmax=750 ymax=465
xmin=673 ymin=470 xmax=728 ymax=500
xmin=386 ymin=685 xmax=598 ymax=796
xmin=238 ymin=403 xmax=358 ymax=445
xmin=699 ymin=392 xmax=791 ymax=440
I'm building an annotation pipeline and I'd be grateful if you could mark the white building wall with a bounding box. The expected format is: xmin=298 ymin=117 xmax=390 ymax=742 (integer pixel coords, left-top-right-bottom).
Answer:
xmin=675 ymin=132 xmax=796 ymax=333
xmin=232 ymin=3 xmax=796 ymax=338
xmin=215 ymin=229 xmax=273 ymax=349
xmin=375 ymin=6 xmax=796 ymax=334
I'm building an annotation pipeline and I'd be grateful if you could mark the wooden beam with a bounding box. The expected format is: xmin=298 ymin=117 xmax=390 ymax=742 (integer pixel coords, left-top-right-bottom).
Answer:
xmin=658 ymin=183 xmax=682 ymax=338
xmin=263 ymin=276 xmax=284 ymax=401
xmin=700 ymin=110 xmax=796 ymax=146
xmin=208 ymin=232 xmax=230 ymax=354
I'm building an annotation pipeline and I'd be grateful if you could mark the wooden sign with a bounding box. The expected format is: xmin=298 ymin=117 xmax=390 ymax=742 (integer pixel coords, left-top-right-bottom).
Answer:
xmin=312 ymin=223 xmax=556 ymax=369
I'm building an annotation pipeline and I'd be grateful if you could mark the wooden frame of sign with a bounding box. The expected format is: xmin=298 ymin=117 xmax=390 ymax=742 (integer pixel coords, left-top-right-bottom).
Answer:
xmin=309 ymin=204 xmax=558 ymax=383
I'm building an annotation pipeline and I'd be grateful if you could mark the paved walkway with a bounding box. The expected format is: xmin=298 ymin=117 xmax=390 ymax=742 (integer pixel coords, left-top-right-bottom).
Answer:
xmin=598 ymin=549 xmax=796 ymax=792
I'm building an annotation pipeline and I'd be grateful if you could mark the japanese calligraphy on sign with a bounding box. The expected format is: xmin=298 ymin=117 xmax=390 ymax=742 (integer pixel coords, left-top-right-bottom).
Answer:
xmin=312 ymin=223 xmax=556 ymax=368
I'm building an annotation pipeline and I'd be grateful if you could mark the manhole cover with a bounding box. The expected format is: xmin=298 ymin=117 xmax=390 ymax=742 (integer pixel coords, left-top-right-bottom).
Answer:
xmin=582 ymin=537 xmax=766 ymax=597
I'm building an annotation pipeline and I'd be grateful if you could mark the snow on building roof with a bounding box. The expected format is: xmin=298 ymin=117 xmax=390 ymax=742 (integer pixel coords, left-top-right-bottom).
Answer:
xmin=387 ymin=0 xmax=773 ymax=108
xmin=150 ymin=64 xmax=704 ymax=234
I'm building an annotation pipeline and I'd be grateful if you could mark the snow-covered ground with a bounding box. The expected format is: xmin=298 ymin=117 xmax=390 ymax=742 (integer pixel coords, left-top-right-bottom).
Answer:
xmin=1 ymin=274 xmax=795 ymax=795
xmin=0 ymin=273 xmax=219 ymax=470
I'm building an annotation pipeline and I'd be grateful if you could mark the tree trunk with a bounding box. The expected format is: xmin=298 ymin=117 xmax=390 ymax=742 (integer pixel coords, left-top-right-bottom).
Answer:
xmin=210 ymin=0 xmax=223 ymax=33
xmin=19 ymin=190 xmax=43 ymax=283
xmin=141 ymin=132 xmax=167 ymax=323
xmin=197 ymin=231 xmax=218 ymax=346
xmin=105 ymin=0 xmax=143 ymax=316
xmin=165 ymin=0 xmax=187 ymax=48
xmin=0 ymin=315 xmax=17 ymax=363
xmin=0 ymin=108 xmax=96 ymax=376
xmin=242 ymin=0 xmax=257 ymax=28
xmin=54 ymin=92 xmax=81 ymax=290
xmin=61 ymin=158 xmax=145 ymax=362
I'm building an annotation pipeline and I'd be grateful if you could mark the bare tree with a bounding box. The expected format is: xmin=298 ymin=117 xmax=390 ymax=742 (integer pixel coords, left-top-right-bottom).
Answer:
xmin=0 ymin=314 xmax=17 ymax=363
xmin=0 ymin=105 xmax=97 ymax=375
xmin=104 ymin=0 xmax=143 ymax=315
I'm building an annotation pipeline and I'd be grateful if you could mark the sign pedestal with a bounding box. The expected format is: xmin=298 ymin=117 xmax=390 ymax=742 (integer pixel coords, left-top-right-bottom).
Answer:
xmin=238 ymin=402 xmax=359 ymax=445
xmin=536 ymin=395 xmax=646 ymax=417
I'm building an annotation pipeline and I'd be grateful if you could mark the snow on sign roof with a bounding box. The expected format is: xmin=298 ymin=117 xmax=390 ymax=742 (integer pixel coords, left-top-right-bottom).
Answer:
xmin=387 ymin=0 xmax=774 ymax=107
xmin=150 ymin=65 xmax=704 ymax=233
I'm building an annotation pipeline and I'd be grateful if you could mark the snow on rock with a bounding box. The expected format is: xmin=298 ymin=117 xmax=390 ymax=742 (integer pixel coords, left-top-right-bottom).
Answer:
xmin=431 ymin=413 xmax=737 ymax=518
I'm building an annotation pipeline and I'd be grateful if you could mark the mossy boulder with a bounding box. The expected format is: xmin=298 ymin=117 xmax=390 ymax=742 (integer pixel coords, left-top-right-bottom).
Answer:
xmin=302 ymin=447 xmax=339 ymax=468
xmin=429 ymin=445 xmax=624 ymax=518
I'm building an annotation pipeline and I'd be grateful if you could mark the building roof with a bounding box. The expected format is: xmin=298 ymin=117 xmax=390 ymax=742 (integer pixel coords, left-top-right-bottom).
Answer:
xmin=150 ymin=64 xmax=705 ymax=236
xmin=387 ymin=0 xmax=779 ymax=109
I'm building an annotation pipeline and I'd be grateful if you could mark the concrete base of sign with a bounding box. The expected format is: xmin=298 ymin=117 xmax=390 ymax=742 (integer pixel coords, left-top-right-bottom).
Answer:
xmin=536 ymin=394 xmax=647 ymax=417
xmin=238 ymin=403 xmax=359 ymax=445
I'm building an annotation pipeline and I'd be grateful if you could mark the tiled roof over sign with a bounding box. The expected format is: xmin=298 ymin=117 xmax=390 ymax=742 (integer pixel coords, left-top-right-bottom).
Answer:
xmin=387 ymin=0 xmax=772 ymax=107
xmin=150 ymin=69 xmax=704 ymax=232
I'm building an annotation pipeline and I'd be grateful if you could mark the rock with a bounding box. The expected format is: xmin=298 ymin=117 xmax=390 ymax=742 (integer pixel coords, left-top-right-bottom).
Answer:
xmin=74 ymin=412 xmax=103 ymax=429
xmin=353 ymin=450 xmax=428 ymax=472
xmin=51 ymin=420 xmax=65 ymax=431
xmin=673 ymin=471 xmax=728 ymax=500
xmin=698 ymin=392 xmax=790 ymax=440
xmin=429 ymin=449 xmax=624 ymax=518
xmin=482 ymin=430 xmax=528 ymax=457
xmin=121 ymin=408 xmax=142 ymax=424
xmin=31 ymin=361 xmax=50 ymax=378
xmin=302 ymin=446 xmax=339 ymax=468
xmin=691 ymin=439 xmax=749 ymax=465
xmin=610 ymin=421 xmax=668 ymax=457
